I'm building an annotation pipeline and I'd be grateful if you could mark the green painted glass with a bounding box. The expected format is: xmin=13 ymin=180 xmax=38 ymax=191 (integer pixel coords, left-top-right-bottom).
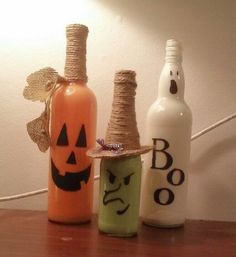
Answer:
xmin=98 ymin=156 xmax=142 ymax=237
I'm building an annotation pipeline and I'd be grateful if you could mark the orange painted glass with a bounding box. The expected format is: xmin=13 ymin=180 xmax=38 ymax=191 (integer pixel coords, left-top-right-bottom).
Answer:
xmin=48 ymin=81 xmax=97 ymax=224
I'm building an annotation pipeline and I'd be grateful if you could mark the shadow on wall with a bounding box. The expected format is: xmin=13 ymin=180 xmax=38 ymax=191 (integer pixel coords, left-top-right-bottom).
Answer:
xmin=190 ymin=135 xmax=236 ymax=174
xmin=188 ymin=133 xmax=236 ymax=221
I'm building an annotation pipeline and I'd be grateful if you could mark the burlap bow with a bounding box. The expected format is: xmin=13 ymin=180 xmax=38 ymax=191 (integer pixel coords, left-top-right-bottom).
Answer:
xmin=23 ymin=67 xmax=66 ymax=152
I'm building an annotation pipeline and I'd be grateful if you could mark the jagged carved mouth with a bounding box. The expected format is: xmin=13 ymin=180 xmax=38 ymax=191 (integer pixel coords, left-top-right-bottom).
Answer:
xmin=103 ymin=184 xmax=130 ymax=215
xmin=51 ymin=159 xmax=91 ymax=191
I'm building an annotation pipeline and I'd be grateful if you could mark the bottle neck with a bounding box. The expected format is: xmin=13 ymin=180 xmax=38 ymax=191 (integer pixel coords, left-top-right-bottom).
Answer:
xmin=64 ymin=79 xmax=87 ymax=86
xmin=64 ymin=24 xmax=88 ymax=83
xmin=157 ymin=62 xmax=185 ymax=100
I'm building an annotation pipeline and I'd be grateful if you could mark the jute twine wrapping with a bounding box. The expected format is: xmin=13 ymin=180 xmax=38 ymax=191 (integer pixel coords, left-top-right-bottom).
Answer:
xmin=105 ymin=70 xmax=141 ymax=150
xmin=64 ymin=24 xmax=88 ymax=82
xmin=87 ymin=70 xmax=153 ymax=158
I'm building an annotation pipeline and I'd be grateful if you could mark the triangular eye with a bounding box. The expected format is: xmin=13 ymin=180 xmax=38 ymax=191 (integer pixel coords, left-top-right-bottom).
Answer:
xmin=76 ymin=124 xmax=87 ymax=147
xmin=56 ymin=123 xmax=69 ymax=146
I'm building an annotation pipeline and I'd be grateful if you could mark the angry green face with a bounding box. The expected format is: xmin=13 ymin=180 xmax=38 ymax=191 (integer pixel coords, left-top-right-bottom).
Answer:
xmin=98 ymin=156 xmax=142 ymax=235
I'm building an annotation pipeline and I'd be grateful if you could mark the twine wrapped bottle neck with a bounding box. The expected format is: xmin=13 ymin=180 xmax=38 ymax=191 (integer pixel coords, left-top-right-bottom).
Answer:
xmin=105 ymin=70 xmax=141 ymax=150
xmin=64 ymin=24 xmax=88 ymax=82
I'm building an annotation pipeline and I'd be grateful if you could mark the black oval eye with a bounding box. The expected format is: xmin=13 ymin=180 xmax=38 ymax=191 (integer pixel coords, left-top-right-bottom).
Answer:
xmin=76 ymin=124 xmax=87 ymax=147
xmin=177 ymin=71 xmax=179 ymax=76
xmin=170 ymin=70 xmax=173 ymax=76
xmin=123 ymin=173 xmax=134 ymax=186
xmin=107 ymin=170 xmax=116 ymax=184
xmin=57 ymin=123 xmax=69 ymax=146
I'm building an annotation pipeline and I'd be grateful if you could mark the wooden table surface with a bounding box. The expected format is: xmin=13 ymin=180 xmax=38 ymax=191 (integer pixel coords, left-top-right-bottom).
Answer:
xmin=0 ymin=209 xmax=235 ymax=257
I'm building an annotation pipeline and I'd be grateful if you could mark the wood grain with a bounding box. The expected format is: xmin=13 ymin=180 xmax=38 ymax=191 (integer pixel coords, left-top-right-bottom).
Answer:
xmin=0 ymin=209 xmax=235 ymax=257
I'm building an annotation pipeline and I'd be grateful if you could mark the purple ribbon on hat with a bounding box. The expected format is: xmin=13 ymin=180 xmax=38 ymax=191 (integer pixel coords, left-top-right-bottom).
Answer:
xmin=96 ymin=139 xmax=124 ymax=153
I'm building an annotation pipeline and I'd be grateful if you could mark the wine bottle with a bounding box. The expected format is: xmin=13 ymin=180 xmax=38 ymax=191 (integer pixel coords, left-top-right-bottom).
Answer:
xmin=141 ymin=39 xmax=192 ymax=227
xmin=48 ymin=24 xmax=97 ymax=224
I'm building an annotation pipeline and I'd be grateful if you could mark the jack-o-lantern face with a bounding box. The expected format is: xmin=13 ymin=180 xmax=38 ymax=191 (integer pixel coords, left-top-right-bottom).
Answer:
xmin=51 ymin=123 xmax=91 ymax=191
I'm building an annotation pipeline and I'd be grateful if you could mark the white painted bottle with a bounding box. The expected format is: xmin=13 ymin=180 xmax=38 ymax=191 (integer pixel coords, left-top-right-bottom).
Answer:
xmin=141 ymin=39 xmax=192 ymax=227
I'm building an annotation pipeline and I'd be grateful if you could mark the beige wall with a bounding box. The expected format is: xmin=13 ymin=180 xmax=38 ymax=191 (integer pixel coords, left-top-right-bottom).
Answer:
xmin=0 ymin=0 xmax=235 ymax=222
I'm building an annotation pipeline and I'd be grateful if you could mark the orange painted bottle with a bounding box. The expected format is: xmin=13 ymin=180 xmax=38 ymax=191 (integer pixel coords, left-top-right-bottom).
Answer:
xmin=48 ymin=24 xmax=97 ymax=224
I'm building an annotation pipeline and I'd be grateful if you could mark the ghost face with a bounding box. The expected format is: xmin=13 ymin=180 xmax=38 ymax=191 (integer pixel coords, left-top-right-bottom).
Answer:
xmin=98 ymin=156 xmax=142 ymax=235
xmin=158 ymin=63 xmax=184 ymax=99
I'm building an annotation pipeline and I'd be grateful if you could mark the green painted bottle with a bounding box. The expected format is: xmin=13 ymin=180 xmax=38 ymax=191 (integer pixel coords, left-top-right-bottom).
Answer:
xmin=99 ymin=156 xmax=142 ymax=236
xmin=87 ymin=70 xmax=152 ymax=237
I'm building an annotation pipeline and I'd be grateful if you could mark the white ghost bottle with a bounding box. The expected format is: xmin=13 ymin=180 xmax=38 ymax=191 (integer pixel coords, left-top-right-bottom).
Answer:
xmin=141 ymin=39 xmax=192 ymax=227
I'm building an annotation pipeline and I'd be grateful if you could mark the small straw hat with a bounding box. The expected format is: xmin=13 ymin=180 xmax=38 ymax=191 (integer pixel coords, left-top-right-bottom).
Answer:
xmin=87 ymin=70 xmax=152 ymax=159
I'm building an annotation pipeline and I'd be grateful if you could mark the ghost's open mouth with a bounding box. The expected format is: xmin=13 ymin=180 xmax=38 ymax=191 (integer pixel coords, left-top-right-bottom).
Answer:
xmin=51 ymin=159 xmax=91 ymax=191
xmin=170 ymin=79 xmax=178 ymax=94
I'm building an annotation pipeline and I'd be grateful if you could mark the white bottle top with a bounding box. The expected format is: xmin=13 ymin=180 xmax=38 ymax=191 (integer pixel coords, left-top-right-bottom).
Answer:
xmin=158 ymin=39 xmax=184 ymax=100
xmin=165 ymin=39 xmax=182 ymax=63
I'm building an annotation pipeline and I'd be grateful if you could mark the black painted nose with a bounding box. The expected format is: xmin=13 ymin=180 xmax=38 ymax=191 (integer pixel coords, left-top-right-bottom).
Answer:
xmin=170 ymin=79 xmax=178 ymax=94
xmin=67 ymin=151 xmax=77 ymax=164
